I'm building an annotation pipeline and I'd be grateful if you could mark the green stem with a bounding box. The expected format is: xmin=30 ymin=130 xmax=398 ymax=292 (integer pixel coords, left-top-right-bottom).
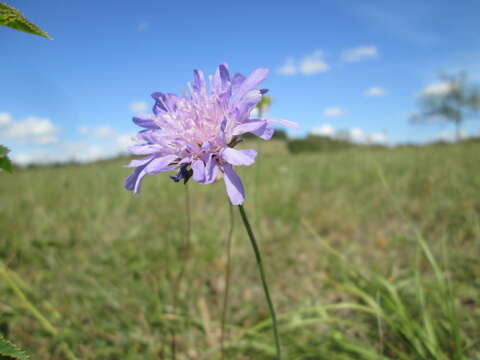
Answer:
xmin=170 ymin=184 xmax=192 ymax=359
xmin=221 ymin=203 xmax=235 ymax=359
xmin=238 ymin=205 xmax=281 ymax=359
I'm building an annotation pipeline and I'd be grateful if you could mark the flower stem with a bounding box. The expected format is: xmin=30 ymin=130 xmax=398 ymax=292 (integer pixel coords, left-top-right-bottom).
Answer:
xmin=170 ymin=184 xmax=192 ymax=359
xmin=238 ymin=205 xmax=281 ymax=359
xmin=221 ymin=203 xmax=235 ymax=359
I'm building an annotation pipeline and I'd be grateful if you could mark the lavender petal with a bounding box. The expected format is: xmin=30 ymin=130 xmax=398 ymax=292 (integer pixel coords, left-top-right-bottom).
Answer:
xmin=265 ymin=117 xmax=299 ymax=129
xmin=144 ymin=154 xmax=177 ymax=174
xmin=234 ymin=68 xmax=269 ymax=100
xmin=192 ymin=159 xmax=205 ymax=183
xmin=223 ymin=164 xmax=245 ymax=205
xmin=221 ymin=148 xmax=257 ymax=166
xmin=132 ymin=114 xmax=159 ymax=129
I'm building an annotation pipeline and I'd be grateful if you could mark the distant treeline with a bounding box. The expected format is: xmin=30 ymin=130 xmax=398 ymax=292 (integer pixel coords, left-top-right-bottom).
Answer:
xmin=12 ymin=133 xmax=480 ymax=170
xmin=288 ymin=135 xmax=354 ymax=153
xmin=282 ymin=132 xmax=480 ymax=154
xmin=287 ymin=134 xmax=390 ymax=153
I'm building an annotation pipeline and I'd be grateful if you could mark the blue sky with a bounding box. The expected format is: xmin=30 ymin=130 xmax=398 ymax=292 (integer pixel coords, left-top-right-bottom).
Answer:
xmin=1 ymin=0 xmax=479 ymax=164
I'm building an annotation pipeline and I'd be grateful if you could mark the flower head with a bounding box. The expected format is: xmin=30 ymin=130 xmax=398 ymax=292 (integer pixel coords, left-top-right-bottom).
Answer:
xmin=124 ymin=64 xmax=298 ymax=205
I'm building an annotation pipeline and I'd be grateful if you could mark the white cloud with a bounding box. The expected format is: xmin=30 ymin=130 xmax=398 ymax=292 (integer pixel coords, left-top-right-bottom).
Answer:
xmin=277 ymin=50 xmax=330 ymax=76
xmin=78 ymin=126 xmax=88 ymax=135
xmin=0 ymin=115 xmax=59 ymax=144
xmin=421 ymin=82 xmax=452 ymax=96
xmin=435 ymin=129 xmax=467 ymax=142
xmin=94 ymin=126 xmax=114 ymax=138
xmin=79 ymin=125 xmax=115 ymax=138
xmin=15 ymin=144 xmax=102 ymax=165
xmin=11 ymin=135 xmax=137 ymax=166
xmin=115 ymin=133 xmax=137 ymax=150
xmin=67 ymin=143 xmax=106 ymax=163
xmin=368 ymin=132 xmax=388 ymax=144
xmin=300 ymin=51 xmax=330 ymax=74
xmin=310 ymin=124 xmax=335 ymax=137
xmin=349 ymin=128 xmax=365 ymax=142
xmin=341 ymin=46 xmax=379 ymax=63
xmin=277 ymin=57 xmax=297 ymax=76
xmin=129 ymin=101 xmax=148 ymax=113
xmin=11 ymin=153 xmax=38 ymax=166
xmin=309 ymin=124 xmax=388 ymax=144
xmin=323 ymin=107 xmax=345 ymax=117
xmin=4 ymin=112 xmax=139 ymax=167
xmin=349 ymin=128 xmax=387 ymax=144
xmin=365 ymin=86 xmax=386 ymax=96
xmin=0 ymin=113 xmax=12 ymax=126
xmin=287 ymin=129 xmax=302 ymax=139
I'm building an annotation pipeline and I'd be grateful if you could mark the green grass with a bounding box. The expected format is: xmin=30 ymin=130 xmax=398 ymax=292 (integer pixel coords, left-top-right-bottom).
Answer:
xmin=0 ymin=141 xmax=479 ymax=359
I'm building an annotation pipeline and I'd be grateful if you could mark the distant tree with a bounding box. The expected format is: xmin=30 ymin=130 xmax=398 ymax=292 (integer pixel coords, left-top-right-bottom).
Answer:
xmin=412 ymin=72 xmax=480 ymax=142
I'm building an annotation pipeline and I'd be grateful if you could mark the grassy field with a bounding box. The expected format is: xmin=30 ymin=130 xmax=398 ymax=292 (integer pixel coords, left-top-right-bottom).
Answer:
xmin=1 ymin=140 xmax=479 ymax=359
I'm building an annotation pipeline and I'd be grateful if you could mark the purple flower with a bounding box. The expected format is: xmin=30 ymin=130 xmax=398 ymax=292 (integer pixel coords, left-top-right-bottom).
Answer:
xmin=124 ymin=64 xmax=298 ymax=205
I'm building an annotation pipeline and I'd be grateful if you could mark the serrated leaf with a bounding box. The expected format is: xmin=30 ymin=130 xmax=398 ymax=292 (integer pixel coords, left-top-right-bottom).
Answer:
xmin=0 ymin=336 xmax=29 ymax=360
xmin=0 ymin=2 xmax=52 ymax=40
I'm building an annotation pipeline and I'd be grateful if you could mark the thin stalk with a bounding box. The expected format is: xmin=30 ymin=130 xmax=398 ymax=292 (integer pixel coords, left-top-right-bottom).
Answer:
xmin=238 ymin=205 xmax=281 ymax=359
xmin=170 ymin=184 xmax=192 ymax=359
xmin=0 ymin=263 xmax=77 ymax=360
xmin=221 ymin=203 xmax=235 ymax=359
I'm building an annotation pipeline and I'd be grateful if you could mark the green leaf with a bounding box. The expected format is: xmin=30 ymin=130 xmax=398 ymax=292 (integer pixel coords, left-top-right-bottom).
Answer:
xmin=0 ymin=336 xmax=29 ymax=360
xmin=0 ymin=2 xmax=52 ymax=40
xmin=0 ymin=145 xmax=13 ymax=173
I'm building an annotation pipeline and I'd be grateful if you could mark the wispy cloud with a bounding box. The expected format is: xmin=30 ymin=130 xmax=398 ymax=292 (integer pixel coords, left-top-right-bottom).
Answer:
xmin=310 ymin=124 xmax=335 ymax=137
xmin=129 ymin=101 xmax=148 ymax=113
xmin=277 ymin=50 xmax=330 ymax=76
xmin=115 ymin=133 xmax=136 ymax=149
xmin=277 ymin=57 xmax=297 ymax=76
xmin=79 ymin=124 xmax=136 ymax=151
xmin=364 ymin=86 xmax=386 ymax=96
xmin=0 ymin=113 xmax=59 ymax=144
xmin=435 ymin=129 xmax=467 ymax=142
xmin=310 ymin=123 xmax=387 ymax=144
xmin=341 ymin=46 xmax=379 ymax=63
xmin=12 ymin=143 xmax=109 ymax=165
xmin=323 ymin=107 xmax=345 ymax=117
xmin=0 ymin=113 xmax=11 ymax=126
xmin=79 ymin=125 xmax=115 ymax=138
xmin=300 ymin=51 xmax=330 ymax=74
xmin=420 ymin=82 xmax=452 ymax=96
xmin=11 ymin=131 xmax=137 ymax=166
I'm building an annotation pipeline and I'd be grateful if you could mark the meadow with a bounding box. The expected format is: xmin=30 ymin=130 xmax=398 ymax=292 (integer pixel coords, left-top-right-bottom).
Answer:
xmin=1 ymin=140 xmax=479 ymax=359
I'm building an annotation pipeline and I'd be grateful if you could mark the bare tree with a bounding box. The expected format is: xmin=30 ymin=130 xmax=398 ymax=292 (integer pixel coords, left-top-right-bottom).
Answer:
xmin=412 ymin=72 xmax=480 ymax=142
